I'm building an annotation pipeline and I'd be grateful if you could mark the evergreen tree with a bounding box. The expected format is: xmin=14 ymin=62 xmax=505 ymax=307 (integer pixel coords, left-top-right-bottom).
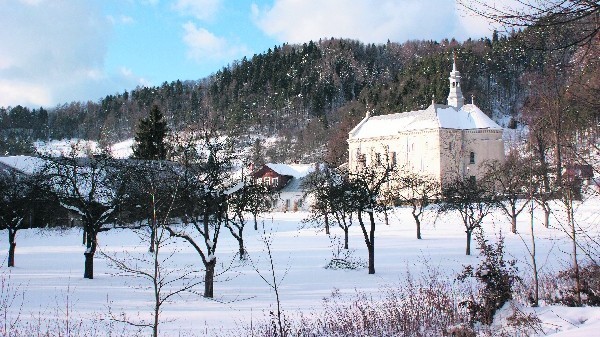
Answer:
xmin=132 ymin=105 xmax=169 ymax=160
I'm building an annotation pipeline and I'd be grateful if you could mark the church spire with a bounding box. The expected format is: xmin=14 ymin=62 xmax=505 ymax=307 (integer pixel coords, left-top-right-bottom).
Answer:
xmin=447 ymin=52 xmax=464 ymax=109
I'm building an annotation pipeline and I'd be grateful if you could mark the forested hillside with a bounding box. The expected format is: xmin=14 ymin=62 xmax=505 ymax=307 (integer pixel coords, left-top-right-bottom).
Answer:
xmin=0 ymin=30 xmax=557 ymax=164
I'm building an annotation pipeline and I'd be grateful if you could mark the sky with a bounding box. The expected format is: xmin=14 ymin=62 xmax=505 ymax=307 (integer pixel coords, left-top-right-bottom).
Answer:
xmin=0 ymin=0 xmax=496 ymax=108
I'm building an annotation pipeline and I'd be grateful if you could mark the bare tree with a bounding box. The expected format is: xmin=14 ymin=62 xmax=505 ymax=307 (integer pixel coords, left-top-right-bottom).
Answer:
xmin=0 ymin=168 xmax=54 ymax=267
xmin=118 ymin=160 xmax=180 ymax=253
xmin=484 ymin=152 xmax=532 ymax=233
xmin=225 ymin=180 xmax=273 ymax=259
xmin=304 ymin=166 xmax=356 ymax=249
xmin=165 ymin=130 xmax=234 ymax=298
xmin=396 ymin=172 xmax=440 ymax=239
xmin=42 ymin=150 xmax=124 ymax=279
xmin=348 ymin=162 xmax=396 ymax=274
xmin=103 ymin=203 xmax=200 ymax=337
xmin=458 ymin=0 xmax=599 ymax=50
xmin=439 ymin=177 xmax=498 ymax=255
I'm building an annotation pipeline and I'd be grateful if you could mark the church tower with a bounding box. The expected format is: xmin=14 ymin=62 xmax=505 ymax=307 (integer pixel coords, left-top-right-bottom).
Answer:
xmin=447 ymin=53 xmax=464 ymax=109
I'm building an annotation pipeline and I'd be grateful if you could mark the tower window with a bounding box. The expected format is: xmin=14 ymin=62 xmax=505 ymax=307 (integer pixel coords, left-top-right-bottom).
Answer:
xmin=469 ymin=152 xmax=475 ymax=164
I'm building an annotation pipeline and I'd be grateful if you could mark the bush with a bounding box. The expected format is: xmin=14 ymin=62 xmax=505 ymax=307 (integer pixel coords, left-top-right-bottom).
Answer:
xmin=457 ymin=231 xmax=519 ymax=325
xmin=227 ymin=269 xmax=472 ymax=337
xmin=543 ymin=262 xmax=600 ymax=306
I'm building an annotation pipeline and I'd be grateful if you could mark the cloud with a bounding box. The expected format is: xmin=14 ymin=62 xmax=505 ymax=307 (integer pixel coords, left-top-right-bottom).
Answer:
xmin=107 ymin=15 xmax=136 ymax=25
xmin=172 ymin=0 xmax=221 ymax=21
xmin=182 ymin=21 xmax=249 ymax=63
xmin=252 ymin=0 xmax=493 ymax=44
xmin=0 ymin=0 xmax=142 ymax=107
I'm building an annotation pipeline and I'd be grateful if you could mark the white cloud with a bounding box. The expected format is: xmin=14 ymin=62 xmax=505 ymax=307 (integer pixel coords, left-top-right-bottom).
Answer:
xmin=182 ymin=21 xmax=249 ymax=63
xmin=0 ymin=0 xmax=141 ymax=107
xmin=172 ymin=0 xmax=221 ymax=21
xmin=107 ymin=14 xmax=136 ymax=25
xmin=252 ymin=0 xmax=494 ymax=44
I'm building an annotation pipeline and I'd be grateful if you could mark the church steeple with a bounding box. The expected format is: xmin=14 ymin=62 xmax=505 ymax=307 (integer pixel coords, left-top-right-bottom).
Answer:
xmin=447 ymin=53 xmax=464 ymax=109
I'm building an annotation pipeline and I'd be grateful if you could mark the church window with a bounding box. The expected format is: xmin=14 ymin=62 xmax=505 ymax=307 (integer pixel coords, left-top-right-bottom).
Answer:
xmin=469 ymin=152 xmax=475 ymax=164
xmin=469 ymin=176 xmax=476 ymax=185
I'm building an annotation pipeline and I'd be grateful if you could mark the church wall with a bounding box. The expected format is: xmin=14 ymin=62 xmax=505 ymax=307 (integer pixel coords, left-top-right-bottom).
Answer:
xmin=348 ymin=129 xmax=442 ymax=181
xmin=439 ymin=129 xmax=504 ymax=186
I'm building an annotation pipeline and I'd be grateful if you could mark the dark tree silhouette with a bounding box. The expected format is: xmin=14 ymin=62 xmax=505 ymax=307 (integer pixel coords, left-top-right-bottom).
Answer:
xmin=133 ymin=105 xmax=170 ymax=160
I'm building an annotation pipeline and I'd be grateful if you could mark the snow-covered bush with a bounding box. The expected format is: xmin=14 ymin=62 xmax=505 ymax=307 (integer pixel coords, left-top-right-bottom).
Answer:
xmin=543 ymin=262 xmax=600 ymax=307
xmin=226 ymin=269 xmax=472 ymax=337
xmin=456 ymin=231 xmax=519 ymax=325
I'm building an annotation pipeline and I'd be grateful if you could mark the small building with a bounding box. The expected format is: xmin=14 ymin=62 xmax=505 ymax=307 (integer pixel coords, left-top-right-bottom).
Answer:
xmin=347 ymin=57 xmax=505 ymax=186
xmin=251 ymin=163 xmax=319 ymax=211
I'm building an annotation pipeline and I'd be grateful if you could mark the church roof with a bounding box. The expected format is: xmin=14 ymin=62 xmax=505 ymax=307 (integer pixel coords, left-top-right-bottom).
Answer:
xmin=348 ymin=103 xmax=502 ymax=140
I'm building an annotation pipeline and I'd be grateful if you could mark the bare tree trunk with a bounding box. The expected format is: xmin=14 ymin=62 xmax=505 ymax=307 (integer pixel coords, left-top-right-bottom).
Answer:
xmin=344 ymin=228 xmax=349 ymax=250
xmin=253 ymin=214 xmax=258 ymax=231
xmin=368 ymin=210 xmax=375 ymax=274
xmin=530 ymin=200 xmax=539 ymax=307
xmin=8 ymin=229 xmax=16 ymax=267
xmin=567 ymin=190 xmax=582 ymax=306
xmin=84 ymin=230 xmax=95 ymax=279
xmin=543 ymin=202 xmax=550 ymax=228
xmin=357 ymin=211 xmax=376 ymax=274
xmin=383 ymin=207 xmax=389 ymax=226
xmin=412 ymin=213 xmax=422 ymax=240
xmin=149 ymin=221 xmax=156 ymax=253
xmin=204 ymin=259 xmax=216 ymax=298
xmin=238 ymin=237 xmax=245 ymax=260
xmin=84 ymin=252 xmax=94 ymax=279
xmin=511 ymin=204 xmax=517 ymax=234
xmin=324 ymin=213 xmax=330 ymax=235
xmin=465 ymin=230 xmax=472 ymax=256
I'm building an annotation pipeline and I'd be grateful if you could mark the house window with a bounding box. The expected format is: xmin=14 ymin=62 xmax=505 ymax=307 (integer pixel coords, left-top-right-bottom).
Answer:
xmin=469 ymin=152 xmax=475 ymax=164
xmin=469 ymin=175 xmax=476 ymax=185
xmin=256 ymin=177 xmax=262 ymax=184
xmin=375 ymin=153 xmax=381 ymax=165
xmin=272 ymin=177 xmax=279 ymax=187
xmin=389 ymin=151 xmax=397 ymax=166
xmin=263 ymin=177 xmax=271 ymax=185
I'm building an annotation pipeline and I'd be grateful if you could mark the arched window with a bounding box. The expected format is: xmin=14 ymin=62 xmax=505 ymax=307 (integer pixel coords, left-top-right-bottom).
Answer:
xmin=469 ymin=151 xmax=475 ymax=164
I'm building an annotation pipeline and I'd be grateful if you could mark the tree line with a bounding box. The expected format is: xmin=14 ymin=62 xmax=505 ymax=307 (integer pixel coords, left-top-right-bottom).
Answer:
xmin=0 ymin=28 xmax=575 ymax=164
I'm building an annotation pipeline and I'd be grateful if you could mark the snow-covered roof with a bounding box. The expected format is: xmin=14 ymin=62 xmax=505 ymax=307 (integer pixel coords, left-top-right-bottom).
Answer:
xmin=348 ymin=103 xmax=502 ymax=140
xmin=265 ymin=163 xmax=319 ymax=178
xmin=0 ymin=156 xmax=47 ymax=175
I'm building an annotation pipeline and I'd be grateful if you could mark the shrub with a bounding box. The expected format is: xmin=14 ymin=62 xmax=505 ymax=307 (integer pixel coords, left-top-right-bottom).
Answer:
xmin=457 ymin=231 xmax=519 ymax=325
xmin=543 ymin=262 xmax=600 ymax=306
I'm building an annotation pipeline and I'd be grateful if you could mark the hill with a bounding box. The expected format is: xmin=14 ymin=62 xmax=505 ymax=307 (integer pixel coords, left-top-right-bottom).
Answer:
xmin=0 ymin=31 xmax=558 ymax=164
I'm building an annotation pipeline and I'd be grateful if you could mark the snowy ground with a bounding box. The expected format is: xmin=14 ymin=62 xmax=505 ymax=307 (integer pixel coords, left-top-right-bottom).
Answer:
xmin=1 ymin=197 xmax=599 ymax=336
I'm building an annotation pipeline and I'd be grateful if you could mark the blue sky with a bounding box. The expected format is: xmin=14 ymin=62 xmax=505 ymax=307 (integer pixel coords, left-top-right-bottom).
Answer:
xmin=0 ymin=0 xmax=495 ymax=108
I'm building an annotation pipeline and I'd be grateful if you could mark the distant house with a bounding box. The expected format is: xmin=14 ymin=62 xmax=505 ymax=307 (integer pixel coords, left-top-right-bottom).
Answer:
xmin=251 ymin=163 xmax=320 ymax=211
xmin=347 ymin=57 xmax=505 ymax=186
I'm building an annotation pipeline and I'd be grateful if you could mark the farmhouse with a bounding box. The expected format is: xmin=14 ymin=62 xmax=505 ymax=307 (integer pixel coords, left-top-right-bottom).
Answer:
xmin=251 ymin=163 xmax=319 ymax=211
xmin=347 ymin=58 xmax=504 ymax=186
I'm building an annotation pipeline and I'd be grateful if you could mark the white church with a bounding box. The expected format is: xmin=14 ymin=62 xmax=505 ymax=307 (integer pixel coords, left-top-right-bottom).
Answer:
xmin=347 ymin=57 xmax=504 ymax=186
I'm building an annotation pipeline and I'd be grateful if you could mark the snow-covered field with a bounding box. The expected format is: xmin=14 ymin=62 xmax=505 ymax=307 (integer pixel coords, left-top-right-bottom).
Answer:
xmin=1 ymin=198 xmax=599 ymax=336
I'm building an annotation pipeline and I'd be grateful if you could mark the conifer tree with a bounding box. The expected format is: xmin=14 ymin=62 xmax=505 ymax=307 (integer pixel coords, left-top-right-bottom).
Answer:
xmin=133 ymin=105 xmax=169 ymax=160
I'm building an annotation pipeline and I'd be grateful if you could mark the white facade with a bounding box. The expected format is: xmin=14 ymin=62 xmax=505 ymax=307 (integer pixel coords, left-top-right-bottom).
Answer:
xmin=347 ymin=60 xmax=504 ymax=186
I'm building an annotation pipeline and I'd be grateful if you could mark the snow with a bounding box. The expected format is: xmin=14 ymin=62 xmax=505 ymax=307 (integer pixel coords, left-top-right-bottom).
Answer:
xmin=0 ymin=155 xmax=47 ymax=174
xmin=110 ymin=138 xmax=134 ymax=158
xmin=349 ymin=103 xmax=502 ymax=139
xmin=266 ymin=163 xmax=318 ymax=178
xmin=1 ymin=196 xmax=599 ymax=336
xmin=35 ymin=139 xmax=101 ymax=157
